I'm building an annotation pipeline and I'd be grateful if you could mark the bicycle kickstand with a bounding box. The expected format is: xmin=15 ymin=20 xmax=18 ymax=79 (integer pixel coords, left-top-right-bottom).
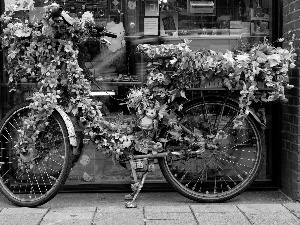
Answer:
xmin=125 ymin=166 xmax=148 ymax=208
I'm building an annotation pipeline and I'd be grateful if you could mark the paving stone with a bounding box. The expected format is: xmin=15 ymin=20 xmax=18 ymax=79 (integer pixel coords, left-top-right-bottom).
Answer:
xmin=144 ymin=205 xmax=195 ymax=223
xmin=40 ymin=207 xmax=95 ymax=225
xmin=237 ymin=204 xmax=290 ymax=213
xmin=93 ymin=207 xmax=144 ymax=225
xmin=191 ymin=204 xmax=250 ymax=225
xmin=241 ymin=212 xmax=299 ymax=225
xmin=283 ymin=203 xmax=300 ymax=218
xmin=0 ymin=207 xmax=49 ymax=225
xmin=145 ymin=218 xmax=197 ymax=225
xmin=145 ymin=205 xmax=192 ymax=213
xmin=193 ymin=212 xmax=251 ymax=225
xmin=191 ymin=204 xmax=240 ymax=213
xmin=145 ymin=211 xmax=194 ymax=220
xmin=97 ymin=205 xmax=144 ymax=213
xmin=237 ymin=204 xmax=300 ymax=225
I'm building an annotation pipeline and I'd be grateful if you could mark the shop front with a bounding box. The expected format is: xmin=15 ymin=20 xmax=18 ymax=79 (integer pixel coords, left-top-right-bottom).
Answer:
xmin=0 ymin=0 xmax=283 ymax=190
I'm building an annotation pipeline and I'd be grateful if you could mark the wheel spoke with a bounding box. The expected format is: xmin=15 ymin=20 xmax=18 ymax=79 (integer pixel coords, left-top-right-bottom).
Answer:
xmin=160 ymin=100 xmax=263 ymax=202
xmin=0 ymin=104 xmax=72 ymax=206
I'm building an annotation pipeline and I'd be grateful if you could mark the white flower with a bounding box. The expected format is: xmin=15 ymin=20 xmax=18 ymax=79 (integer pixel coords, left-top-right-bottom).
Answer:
xmin=236 ymin=53 xmax=250 ymax=61
xmin=170 ymin=57 xmax=177 ymax=65
xmin=267 ymin=54 xmax=281 ymax=67
xmin=14 ymin=28 xmax=32 ymax=37
xmin=223 ymin=51 xmax=235 ymax=65
xmin=81 ymin=11 xmax=94 ymax=27
xmin=64 ymin=44 xmax=73 ymax=52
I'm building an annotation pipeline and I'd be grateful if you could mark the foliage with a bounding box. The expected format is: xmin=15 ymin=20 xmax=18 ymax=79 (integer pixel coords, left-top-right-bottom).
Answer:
xmin=0 ymin=2 xmax=107 ymax=168
xmin=136 ymin=38 xmax=296 ymax=126
xmin=0 ymin=2 xmax=296 ymax=170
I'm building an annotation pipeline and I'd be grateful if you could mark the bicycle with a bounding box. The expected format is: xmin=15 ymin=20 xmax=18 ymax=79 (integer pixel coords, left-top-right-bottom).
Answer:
xmin=0 ymin=67 xmax=264 ymax=208
xmin=0 ymin=4 xmax=281 ymax=208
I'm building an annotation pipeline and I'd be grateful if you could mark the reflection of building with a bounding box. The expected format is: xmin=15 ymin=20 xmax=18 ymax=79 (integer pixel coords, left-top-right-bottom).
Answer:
xmin=1 ymin=0 xmax=300 ymax=201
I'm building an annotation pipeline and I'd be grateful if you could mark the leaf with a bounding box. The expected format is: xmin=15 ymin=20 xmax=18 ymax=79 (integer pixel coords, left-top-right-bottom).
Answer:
xmin=178 ymin=104 xmax=183 ymax=111
xmin=180 ymin=90 xmax=187 ymax=99
xmin=158 ymin=104 xmax=168 ymax=120
xmin=194 ymin=128 xmax=203 ymax=138
xmin=158 ymin=138 xmax=168 ymax=143
xmin=184 ymin=39 xmax=192 ymax=45
xmin=71 ymin=107 xmax=78 ymax=115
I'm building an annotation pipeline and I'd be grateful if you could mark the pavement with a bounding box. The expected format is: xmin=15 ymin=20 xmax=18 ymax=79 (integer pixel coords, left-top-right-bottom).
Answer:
xmin=0 ymin=190 xmax=300 ymax=225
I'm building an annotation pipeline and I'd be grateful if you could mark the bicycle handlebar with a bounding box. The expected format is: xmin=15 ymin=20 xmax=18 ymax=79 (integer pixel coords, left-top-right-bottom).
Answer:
xmin=93 ymin=25 xmax=117 ymax=38
xmin=103 ymin=31 xmax=117 ymax=38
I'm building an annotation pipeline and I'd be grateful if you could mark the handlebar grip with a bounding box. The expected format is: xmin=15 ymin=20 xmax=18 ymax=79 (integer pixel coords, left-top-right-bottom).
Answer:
xmin=104 ymin=31 xmax=117 ymax=38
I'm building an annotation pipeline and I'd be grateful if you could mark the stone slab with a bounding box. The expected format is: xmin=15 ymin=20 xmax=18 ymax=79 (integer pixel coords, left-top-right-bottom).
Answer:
xmin=283 ymin=203 xmax=300 ymax=218
xmin=93 ymin=207 xmax=144 ymax=225
xmin=145 ymin=211 xmax=194 ymax=220
xmin=145 ymin=205 xmax=192 ymax=213
xmin=237 ymin=204 xmax=300 ymax=225
xmin=94 ymin=212 xmax=145 ymax=225
xmin=145 ymin=218 xmax=197 ymax=225
xmin=191 ymin=205 xmax=250 ymax=225
xmin=97 ymin=205 xmax=144 ymax=213
xmin=237 ymin=204 xmax=290 ymax=213
xmin=40 ymin=207 xmax=95 ymax=225
xmin=240 ymin=212 xmax=299 ymax=225
xmin=193 ymin=212 xmax=251 ymax=225
xmin=144 ymin=205 xmax=194 ymax=222
xmin=191 ymin=204 xmax=240 ymax=213
xmin=0 ymin=207 xmax=49 ymax=225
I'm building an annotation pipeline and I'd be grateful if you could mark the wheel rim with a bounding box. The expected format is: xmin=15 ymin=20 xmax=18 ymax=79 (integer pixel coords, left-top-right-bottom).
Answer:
xmin=0 ymin=106 xmax=68 ymax=204
xmin=163 ymin=102 xmax=262 ymax=200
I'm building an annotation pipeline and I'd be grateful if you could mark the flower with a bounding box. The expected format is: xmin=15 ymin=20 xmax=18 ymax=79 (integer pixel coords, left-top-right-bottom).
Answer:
xmin=0 ymin=1 xmax=296 ymax=165
xmin=268 ymin=54 xmax=281 ymax=67
xmin=236 ymin=54 xmax=250 ymax=62
xmin=223 ymin=50 xmax=235 ymax=66
xmin=14 ymin=28 xmax=32 ymax=37
xmin=81 ymin=11 xmax=95 ymax=28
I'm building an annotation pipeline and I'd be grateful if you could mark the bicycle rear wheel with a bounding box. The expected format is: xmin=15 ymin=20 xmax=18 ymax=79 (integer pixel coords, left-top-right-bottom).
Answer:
xmin=0 ymin=102 xmax=73 ymax=207
xmin=158 ymin=97 xmax=263 ymax=202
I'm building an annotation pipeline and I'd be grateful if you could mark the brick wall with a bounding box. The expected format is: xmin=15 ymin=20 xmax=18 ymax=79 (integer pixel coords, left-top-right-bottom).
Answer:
xmin=281 ymin=0 xmax=300 ymax=200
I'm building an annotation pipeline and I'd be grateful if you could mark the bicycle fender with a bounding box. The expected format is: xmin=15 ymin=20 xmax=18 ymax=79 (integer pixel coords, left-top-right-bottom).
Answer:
xmin=226 ymin=97 xmax=266 ymax=128
xmin=248 ymin=109 xmax=266 ymax=128
xmin=55 ymin=106 xmax=77 ymax=147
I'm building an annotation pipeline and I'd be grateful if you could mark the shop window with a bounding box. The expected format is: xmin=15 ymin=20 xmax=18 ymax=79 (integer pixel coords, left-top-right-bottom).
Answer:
xmin=125 ymin=0 xmax=271 ymax=52
xmin=0 ymin=0 xmax=279 ymax=185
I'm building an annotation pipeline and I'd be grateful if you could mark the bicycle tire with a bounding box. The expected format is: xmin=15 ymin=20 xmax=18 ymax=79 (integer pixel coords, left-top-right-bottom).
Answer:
xmin=158 ymin=97 xmax=263 ymax=202
xmin=0 ymin=102 xmax=73 ymax=207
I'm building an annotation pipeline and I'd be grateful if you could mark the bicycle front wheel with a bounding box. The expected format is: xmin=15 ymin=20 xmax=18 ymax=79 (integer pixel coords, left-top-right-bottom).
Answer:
xmin=0 ymin=102 xmax=73 ymax=207
xmin=158 ymin=98 xmax=263 ymax=202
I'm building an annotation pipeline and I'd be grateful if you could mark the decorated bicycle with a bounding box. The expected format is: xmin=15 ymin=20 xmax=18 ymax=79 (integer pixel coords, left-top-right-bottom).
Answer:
xmin=0 ymin=1 xmax=296 ymax=208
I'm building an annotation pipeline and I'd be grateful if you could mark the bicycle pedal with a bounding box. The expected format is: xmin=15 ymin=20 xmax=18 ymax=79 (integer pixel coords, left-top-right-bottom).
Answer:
xmin=125 ymin=202 xmax=137 ymax=208
xmin=124 ymin=194 xmax=133 ymax=200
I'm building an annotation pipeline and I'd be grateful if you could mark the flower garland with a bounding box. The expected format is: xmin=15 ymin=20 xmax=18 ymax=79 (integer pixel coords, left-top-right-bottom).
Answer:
xmin=0 ymin=2 xmax=297 ymax=170
xmin=136 ymin=38 xmax=296 ymax=127
xmin=0 ymin=3 xmax=109 ymax=168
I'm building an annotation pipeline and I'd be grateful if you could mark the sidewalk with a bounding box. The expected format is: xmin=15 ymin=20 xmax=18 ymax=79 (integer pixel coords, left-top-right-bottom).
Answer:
xmin=0 ymin=191 xmax=300 ymax=225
